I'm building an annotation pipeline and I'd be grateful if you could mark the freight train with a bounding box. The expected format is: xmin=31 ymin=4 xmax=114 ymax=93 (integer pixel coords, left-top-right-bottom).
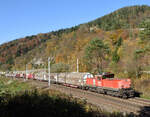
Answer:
xmin=5 ymin=72 xmax=135 ymax=98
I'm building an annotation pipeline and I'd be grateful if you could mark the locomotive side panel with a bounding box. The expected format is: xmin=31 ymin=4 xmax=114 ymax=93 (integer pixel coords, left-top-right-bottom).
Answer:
xmin=102 ymin=79 xmax=120 ymax=89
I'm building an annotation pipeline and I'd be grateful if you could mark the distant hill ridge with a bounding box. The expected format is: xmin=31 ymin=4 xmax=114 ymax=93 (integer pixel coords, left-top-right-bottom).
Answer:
xmin=87 ymin=5 xmax=150 ymax=30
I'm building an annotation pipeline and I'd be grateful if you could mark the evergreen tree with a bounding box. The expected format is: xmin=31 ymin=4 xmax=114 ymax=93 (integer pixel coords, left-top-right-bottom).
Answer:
xmin=84 ymin=38 xmax=109 ymax=73
xmin=112 ymin=49 xmax=120 ymax=63
xmin=139 ymin=19 xmax=150 ymax=40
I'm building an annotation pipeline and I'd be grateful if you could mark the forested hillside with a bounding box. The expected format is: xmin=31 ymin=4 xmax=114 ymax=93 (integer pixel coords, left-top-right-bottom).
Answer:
xmin=0 ymin=5 xmax=150 ymax=79
xmin=87 ymin=5 xmax=150 ymax=30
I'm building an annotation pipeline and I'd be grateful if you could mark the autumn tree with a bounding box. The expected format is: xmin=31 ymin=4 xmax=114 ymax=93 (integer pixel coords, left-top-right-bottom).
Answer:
xmin=84 ymin=38 xmax=109 ymax=73
xmin=51 ymin=63 xmax=70 ymax=73
xmin=112 ymin=37 xmax=123 ymax=63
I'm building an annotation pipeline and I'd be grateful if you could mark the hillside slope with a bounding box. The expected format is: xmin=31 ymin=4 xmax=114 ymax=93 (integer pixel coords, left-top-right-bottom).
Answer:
xmin=0 ymin=5 xmax=150 ymax=75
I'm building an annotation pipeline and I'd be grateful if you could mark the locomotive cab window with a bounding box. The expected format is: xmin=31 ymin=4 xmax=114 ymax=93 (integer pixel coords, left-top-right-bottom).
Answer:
xmin=102 ymin=74 xmax=114 ymax=79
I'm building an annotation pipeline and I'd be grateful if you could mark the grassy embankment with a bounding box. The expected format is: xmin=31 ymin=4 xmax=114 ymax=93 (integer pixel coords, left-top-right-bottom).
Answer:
xmin=134 ymin=77 xmax=150 ymax=100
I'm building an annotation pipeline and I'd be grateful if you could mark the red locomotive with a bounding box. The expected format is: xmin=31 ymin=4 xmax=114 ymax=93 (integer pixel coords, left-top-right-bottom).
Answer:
xmin=83 ymin=72 xmax=134 ymax=98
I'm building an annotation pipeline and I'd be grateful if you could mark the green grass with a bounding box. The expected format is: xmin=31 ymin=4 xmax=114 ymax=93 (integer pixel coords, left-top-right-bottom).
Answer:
xmin=141 ymin=95 xmax=150 ymax=100
xmin=0 ymin=77 xmax=29 ymax=98
xmin=134 ymin=78 xmax=150 ymax=100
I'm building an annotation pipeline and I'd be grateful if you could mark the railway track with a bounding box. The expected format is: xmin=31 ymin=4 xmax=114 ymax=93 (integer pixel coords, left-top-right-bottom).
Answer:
xmin=11 ymin=78 xmax=150 ymax=116
xmin=50 ymin=84 xmax=140 ymax=114
xmin=129 ymin=98 xmax=150 ymax=106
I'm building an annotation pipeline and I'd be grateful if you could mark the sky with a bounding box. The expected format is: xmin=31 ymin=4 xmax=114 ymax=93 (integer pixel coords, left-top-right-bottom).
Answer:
xmin=0 ymin=0 xmax=150 ymax=45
